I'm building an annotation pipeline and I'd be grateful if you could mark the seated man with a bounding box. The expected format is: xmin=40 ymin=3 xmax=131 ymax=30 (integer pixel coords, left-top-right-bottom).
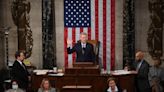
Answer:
xmin=5 ymin=80 xmax=25 ymax=92
xmin=149 ymin=58 xmax=164 ymax=92
xmin=67 ymin=32 xmax=95 ymax=62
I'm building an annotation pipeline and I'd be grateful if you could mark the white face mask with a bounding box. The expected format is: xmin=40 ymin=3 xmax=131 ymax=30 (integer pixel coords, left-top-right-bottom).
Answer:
xmin=12 ymin=84 xmax=18 ymax=90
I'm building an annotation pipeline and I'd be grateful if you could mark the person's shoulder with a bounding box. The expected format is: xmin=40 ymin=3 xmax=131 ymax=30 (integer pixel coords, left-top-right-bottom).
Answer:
xmin=13 ymin=60 xmax=17 ymax=63
xmin=50 ymin=87 xmax=56 ymax=91
xmin=87 ymin=42 xmax=93 ymax=47
xmin=17 ymin=88 xmax=25 ymax=92
xmin=5 ymin=89 xmax=12 ymax=92
xmin=12 ymin=60 xmax=19 ymax=66
xmin=37 ymin=88 xmax=42 ymax=92
xmin=74 ymin=42 xmax=81 ymax=46
xmin=5 ymin=88 xmax=25 ymax=92
xmin=143 ymin=60 xmax=150 ymax=65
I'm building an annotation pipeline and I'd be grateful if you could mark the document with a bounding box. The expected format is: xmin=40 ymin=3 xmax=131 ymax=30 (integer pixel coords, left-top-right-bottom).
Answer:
xmin=33 ymin=69 xmax=49 ymax=75
xmin=111 ymin=70 xmax=131 ymax=75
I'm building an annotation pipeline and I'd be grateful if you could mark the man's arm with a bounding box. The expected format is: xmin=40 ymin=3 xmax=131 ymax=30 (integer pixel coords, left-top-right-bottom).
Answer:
xmin=67 ymin=39 xmax=76 ymax=54
xmin=67 ymin=47 xmax=76 ymax=54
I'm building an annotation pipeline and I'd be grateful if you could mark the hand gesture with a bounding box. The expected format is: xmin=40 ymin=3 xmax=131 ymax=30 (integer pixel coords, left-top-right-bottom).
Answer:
xmin=67 ymin=39 xmax=72 ymax=47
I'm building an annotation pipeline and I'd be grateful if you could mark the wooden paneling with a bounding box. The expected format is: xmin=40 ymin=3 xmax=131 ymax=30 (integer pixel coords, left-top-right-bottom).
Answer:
xmin=31 ymin=73 xmax=136 ymax=92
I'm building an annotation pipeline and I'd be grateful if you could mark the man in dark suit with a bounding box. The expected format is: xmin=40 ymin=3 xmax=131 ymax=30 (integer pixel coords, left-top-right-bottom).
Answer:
xmin=12 ymin=51 xmax=30 ymax=90
xmin=67 ymin=32 xmax=95 ymax=62
xmin=133 ymin=51 xmax=151 ymax=92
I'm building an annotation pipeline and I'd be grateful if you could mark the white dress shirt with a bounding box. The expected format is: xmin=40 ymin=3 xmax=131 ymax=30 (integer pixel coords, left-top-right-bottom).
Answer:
xmin=81 ymin=43 xmax=86 ymax=48
xmin=107 ymin=86 xmax=118 ymax=92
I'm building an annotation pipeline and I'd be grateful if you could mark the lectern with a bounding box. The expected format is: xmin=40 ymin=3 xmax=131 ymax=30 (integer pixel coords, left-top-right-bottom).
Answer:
xmin=62 ymin=62 xmax=100 ymax=92
xmin=73 ymin=62 xmax=96 ymax=67
xmin=65 ymin=62 xmax=100 ymax=75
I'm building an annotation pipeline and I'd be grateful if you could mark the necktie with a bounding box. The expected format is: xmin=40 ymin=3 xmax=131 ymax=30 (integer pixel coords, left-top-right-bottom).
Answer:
xmin=82 ymin=44 xmax=86 ymax=54
xmin=82 ymin=47 xmax=85 ymax=54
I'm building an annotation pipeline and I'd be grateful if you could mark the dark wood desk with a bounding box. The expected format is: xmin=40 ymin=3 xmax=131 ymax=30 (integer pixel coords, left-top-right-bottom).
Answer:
xmin=61 ymin=85 xmax=92 ymax=92
xmin=31 ymin=70 xmax=136 ymax=92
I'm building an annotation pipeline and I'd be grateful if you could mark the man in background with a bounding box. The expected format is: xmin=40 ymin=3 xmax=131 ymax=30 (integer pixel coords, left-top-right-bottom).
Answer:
xmin=131 ymin=51 xmax=151 ymax=92
xmin=12 ymin=51 xmax=30 ymax=90
xmin=5 ymin=80 xmax=25 ymax=92
xmin=149 ymin=58 xmax=164 ymax=92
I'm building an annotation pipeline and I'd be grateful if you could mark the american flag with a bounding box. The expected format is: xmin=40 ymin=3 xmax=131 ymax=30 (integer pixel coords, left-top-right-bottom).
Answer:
xmin=64 ymin=0 xmax=115 ymax=71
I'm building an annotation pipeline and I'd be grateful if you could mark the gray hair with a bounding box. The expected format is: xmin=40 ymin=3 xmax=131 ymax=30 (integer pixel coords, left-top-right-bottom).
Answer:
xmin=80 ymin=32 xmax=88 ymax=36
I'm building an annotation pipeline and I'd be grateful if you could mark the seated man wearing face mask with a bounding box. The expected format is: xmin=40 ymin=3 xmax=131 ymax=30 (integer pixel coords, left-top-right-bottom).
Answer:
xmin=11 ymin=51 xmax=30 ymax=90
xmin=5 ymin=81 xmax=25 ymax=92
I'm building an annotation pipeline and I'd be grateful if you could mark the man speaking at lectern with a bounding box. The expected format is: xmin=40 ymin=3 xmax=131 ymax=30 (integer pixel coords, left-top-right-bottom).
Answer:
xmin=67 ymin=32 xmax=95 ymax=62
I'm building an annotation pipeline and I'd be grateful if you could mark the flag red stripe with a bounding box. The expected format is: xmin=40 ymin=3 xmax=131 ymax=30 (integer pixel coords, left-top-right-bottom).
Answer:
xmin=88 ymin=27 xmax=91 ymax=40
xmin=103 ymin=0 xmax=107 ymax=70
xmin=64 ymin=0 xmax=116 ymax=70
xmin=72 ymin=28 xmax=76 ymax=63
xmin=111 ymin=0 xmax=115 ymax=70
xmin=80 ymin=27 xmax=83 ymax=33
xmin=64 ymin=28 xmax=68 ymax=67
xmin=95 ymin=0 xmax=99 ymax=40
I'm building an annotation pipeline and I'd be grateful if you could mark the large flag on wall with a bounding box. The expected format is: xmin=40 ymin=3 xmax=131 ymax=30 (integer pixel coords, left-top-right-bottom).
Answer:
xmin=64 ymin=0 xmax=115 ymax=71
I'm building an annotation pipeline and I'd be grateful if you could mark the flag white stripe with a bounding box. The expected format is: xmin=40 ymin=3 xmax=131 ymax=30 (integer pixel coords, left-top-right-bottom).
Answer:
xmin=68 ymin=28 xmax=72 ymax=67
xmin=98 ymin=0 xmax=103 ymax=66
xmin=106 ymin=0 xmax=111 ymax=71
xmin=83 ymin=27 xmax=88 ymax=34
xmin=75 ymin=28 xmax=80 ymax=43
xmin=91 ymin=0 xmax=95 ymax=40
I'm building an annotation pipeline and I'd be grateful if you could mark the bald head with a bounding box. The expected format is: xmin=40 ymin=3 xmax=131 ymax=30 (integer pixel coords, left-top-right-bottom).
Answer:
xmin=135 ymin=51 xmax=144 ymax=61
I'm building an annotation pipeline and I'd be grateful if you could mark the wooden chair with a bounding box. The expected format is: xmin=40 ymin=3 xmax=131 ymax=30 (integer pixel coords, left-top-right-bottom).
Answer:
xmin=87 ymin=40 xmax=100 ymax=64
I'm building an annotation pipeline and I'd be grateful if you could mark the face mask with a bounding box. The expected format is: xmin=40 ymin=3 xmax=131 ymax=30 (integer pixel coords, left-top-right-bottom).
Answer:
xmin=12 ymin=84 xmax=18 ymax=90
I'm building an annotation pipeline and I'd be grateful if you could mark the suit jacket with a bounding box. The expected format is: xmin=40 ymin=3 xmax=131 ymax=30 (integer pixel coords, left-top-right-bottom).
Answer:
xmin=148 ymin=66 xmax=164 ymax=92
xmin=67 ymin=42 xmax=95 ymax=62
xmin=12 ymin=60 xmax=30 ymax=89
xmin=133 ymin=60 xmax=151 ymax=92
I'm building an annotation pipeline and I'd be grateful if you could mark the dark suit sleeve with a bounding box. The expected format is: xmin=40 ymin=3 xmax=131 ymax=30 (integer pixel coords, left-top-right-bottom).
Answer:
xmin=137 ymin=62 xmax=149 ymax=79
xmin=12 ymin=61 xmax=29 ymax=89
xmin=12 ymin=63 xmax=23 ymax=80
xmin=12 ymin=62 xmax=29 ymax=82
xmin=67 ymin=45 xmax=76 ymax=54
